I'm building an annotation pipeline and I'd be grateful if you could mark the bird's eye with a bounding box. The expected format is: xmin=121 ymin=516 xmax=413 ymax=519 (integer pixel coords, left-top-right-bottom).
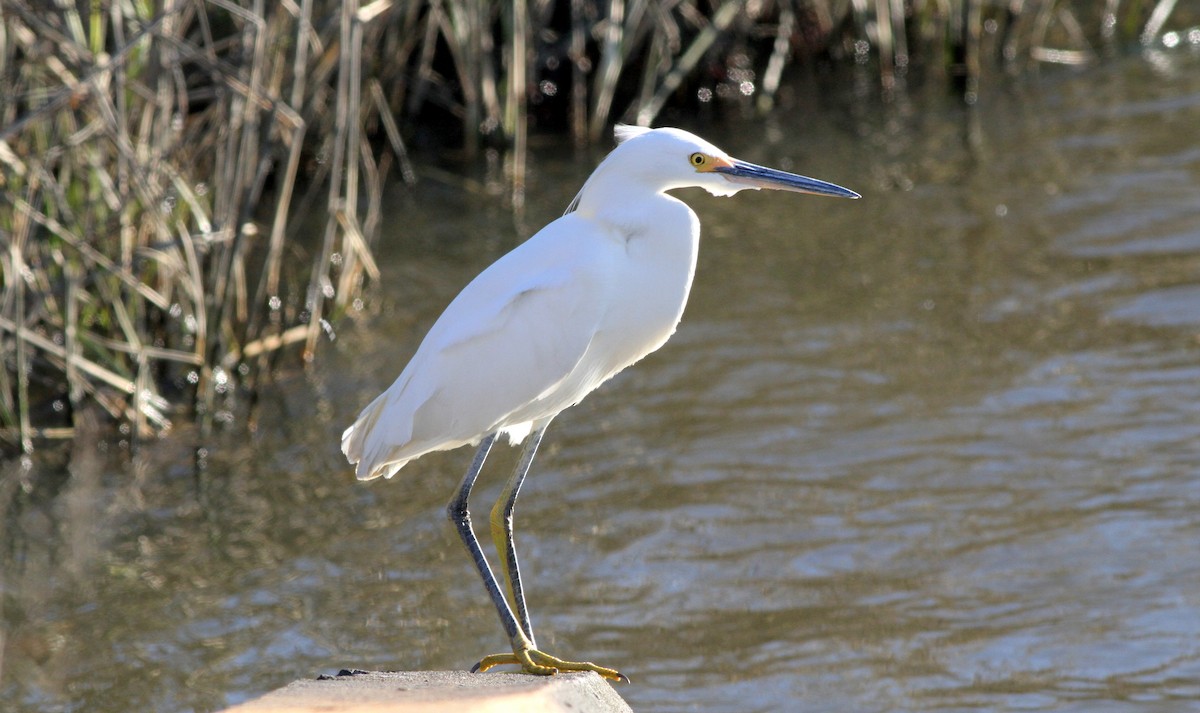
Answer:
xmin=690 ymin=152 xmax=707 ymax=167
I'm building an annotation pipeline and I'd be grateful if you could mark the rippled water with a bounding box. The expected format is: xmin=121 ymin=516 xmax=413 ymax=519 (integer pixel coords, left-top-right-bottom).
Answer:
xmin=4 ymin=50 xmax=1200 ymax=712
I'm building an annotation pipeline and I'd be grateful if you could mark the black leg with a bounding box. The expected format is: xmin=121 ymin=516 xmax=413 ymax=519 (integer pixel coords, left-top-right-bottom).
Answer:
xmin=451 ymin=428 xmax=626 ymax=681
xmin=446 ymin=432 xmax=526 ymax=643
xmin=490 ymin=425 xmax=547 ymax=646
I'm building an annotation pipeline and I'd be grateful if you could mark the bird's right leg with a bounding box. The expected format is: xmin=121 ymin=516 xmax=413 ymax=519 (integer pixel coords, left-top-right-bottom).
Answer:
xmin=446 ymin=433 xmax=547 ymax=671
xmin=448 ymin=430 xmax=625 ymax=681
xmin=472 ymin=426 xmax=627 ymax=683
xmin=488 ymin=425 xmax=546 ymax=646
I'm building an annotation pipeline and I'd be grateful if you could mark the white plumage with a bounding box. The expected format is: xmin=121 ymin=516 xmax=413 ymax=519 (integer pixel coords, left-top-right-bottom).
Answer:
xmin=343 ymin=127 xmax=720 ymax=480
xmin=339 ymin=125 xmax=858 ymax=680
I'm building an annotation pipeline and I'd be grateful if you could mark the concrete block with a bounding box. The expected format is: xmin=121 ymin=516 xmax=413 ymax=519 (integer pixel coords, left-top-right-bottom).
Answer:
xmin=221 ymin=669 xmax=634 ymax=713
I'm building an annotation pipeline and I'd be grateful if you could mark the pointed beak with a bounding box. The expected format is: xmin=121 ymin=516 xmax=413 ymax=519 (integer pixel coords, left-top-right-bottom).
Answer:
xmin=713 ymin=158 xmax=861 ymax=199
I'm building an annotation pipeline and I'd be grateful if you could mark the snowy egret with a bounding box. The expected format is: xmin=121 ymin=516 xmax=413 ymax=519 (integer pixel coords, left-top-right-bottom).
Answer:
xmin=342 ymin=125 xmax=859 ymax=682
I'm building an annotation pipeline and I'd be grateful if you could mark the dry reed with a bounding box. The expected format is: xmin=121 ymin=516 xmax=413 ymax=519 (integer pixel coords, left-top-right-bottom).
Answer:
xmin=0 ymin=0 xmax=1191 ymax=451
xmin=1 ymin=0 xmax=388 ymax=448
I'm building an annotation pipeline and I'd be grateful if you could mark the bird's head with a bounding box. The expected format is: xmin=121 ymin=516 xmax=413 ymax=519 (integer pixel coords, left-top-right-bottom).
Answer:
xmin=601 ymin=125 xmax=861 ymax=200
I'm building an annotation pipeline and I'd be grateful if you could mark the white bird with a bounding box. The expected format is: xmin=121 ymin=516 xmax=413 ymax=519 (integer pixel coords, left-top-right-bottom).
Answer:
xmin=342 ymin=125 xmax=859 ymax=682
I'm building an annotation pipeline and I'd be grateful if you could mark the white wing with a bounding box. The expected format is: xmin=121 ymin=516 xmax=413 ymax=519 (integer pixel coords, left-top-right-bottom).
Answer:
xmin=341 ymin=213 xmax=617 ymax=480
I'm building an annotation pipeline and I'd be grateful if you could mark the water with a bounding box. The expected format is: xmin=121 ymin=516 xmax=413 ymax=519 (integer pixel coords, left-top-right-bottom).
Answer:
xmin=5 ymin=50 xmax=1200 ymax=712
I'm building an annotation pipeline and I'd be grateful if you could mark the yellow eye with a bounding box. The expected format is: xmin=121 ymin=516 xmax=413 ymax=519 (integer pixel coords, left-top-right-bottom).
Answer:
xmin=690 ymin=152 xmax=707 ymax=167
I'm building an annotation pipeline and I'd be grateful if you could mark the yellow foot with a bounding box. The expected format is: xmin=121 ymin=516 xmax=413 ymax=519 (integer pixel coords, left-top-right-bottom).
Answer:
xmin=471 ymin=648 xmax=628 ymax=683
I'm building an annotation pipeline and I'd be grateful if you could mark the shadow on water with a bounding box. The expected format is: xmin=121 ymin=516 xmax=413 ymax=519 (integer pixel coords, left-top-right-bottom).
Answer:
xmin=5 ymin=50 xmax=1200 ymax=712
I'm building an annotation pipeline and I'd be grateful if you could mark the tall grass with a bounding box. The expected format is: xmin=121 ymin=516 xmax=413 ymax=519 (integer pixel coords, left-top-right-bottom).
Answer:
xmin=0 ymin=0 xmax=1191 ymax=451
xmin=0 ymin=0 xmax=388 ymax=448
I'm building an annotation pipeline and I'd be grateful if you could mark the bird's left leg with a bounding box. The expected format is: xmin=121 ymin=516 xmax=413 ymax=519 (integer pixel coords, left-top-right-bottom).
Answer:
xmin=473 ymin=425 xmax=627 ymax=682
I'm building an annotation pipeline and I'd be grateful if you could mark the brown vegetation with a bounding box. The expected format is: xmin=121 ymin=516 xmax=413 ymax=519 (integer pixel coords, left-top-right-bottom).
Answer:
xmin=0 ymin=0 xmax=1188 ymax=451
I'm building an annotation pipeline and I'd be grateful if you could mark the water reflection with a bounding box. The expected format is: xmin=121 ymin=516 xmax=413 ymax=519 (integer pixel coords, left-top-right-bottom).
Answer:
xmin=4 ymin=50 xmax=1200 ymax=712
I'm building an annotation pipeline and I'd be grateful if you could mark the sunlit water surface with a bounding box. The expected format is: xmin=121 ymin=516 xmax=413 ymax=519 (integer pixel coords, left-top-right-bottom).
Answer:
xmin=4 ymin=51 xmax=1200 ymax=712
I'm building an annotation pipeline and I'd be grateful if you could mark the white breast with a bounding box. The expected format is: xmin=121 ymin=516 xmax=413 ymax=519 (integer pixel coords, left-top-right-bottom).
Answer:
xmin=343 ymin=194 xmax=700 ymax=479
xmin=504 ymin=195 xmax=701 ymax=425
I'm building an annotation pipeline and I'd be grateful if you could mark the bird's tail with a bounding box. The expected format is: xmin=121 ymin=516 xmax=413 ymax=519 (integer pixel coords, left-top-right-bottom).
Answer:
xmin=341 ymin=390 xmax=410 ymax=481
